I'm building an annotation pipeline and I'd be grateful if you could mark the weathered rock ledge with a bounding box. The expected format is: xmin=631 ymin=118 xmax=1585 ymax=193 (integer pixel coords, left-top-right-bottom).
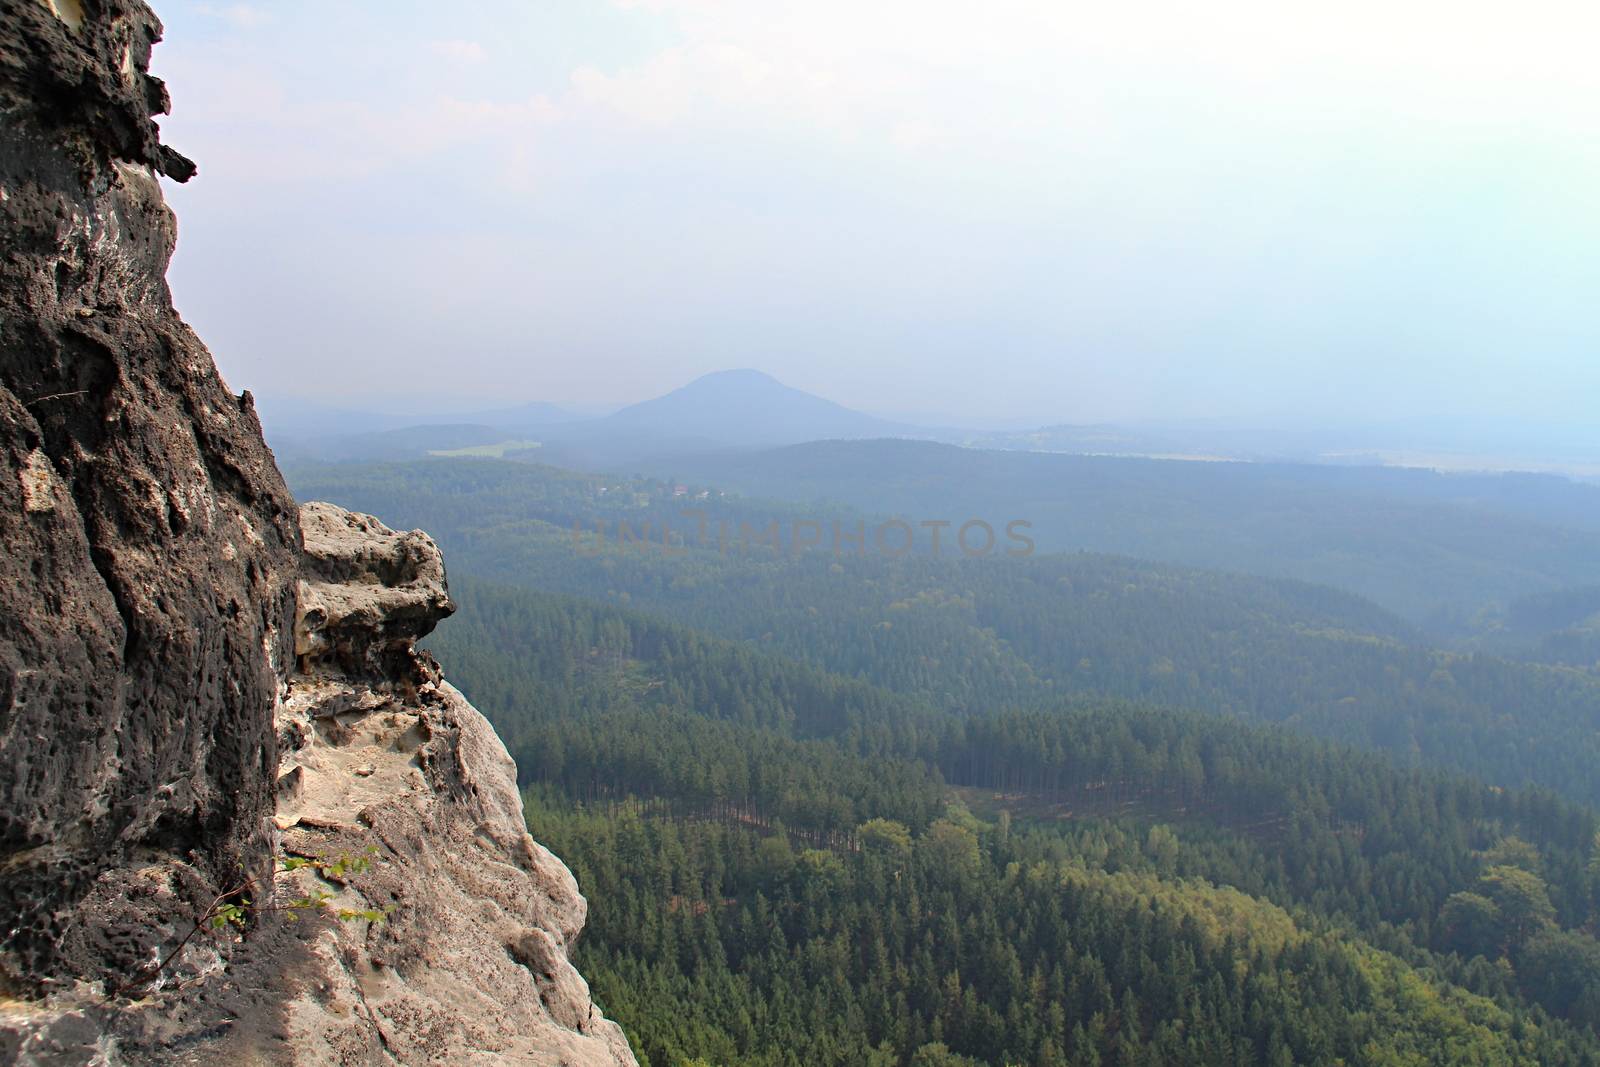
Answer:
xmin=2 ymin=505 xmax=637 ymax=1065
xmin=266 ymin=503 xmax=636 ymax=1066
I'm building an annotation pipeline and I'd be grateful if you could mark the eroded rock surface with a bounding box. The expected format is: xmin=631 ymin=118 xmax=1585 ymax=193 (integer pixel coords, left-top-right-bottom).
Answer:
xmin=0 ymin=0 xmax=297 ymax=993
xmin=269 ymin=504 xmax=635 ymax=1066
xmin=0 ymin=3 xmax=635 ymax=1064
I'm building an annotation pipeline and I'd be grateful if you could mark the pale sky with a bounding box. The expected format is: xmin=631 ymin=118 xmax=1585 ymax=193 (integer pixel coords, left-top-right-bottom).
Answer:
xmin=155 ymin=1 xmax=1600 ymax=426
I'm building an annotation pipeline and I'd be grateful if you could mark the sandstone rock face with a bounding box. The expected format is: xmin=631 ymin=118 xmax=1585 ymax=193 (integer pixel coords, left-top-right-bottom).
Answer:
xmin=271 ymin=504 xmax=636 ymax=1066
xmin=0 ymin=0 xmax=298 ymax=991
xmin=0 ymin=4 xmax=634 ymax=1064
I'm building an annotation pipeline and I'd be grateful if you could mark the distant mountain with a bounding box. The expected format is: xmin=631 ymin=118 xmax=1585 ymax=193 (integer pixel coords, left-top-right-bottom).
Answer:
xmin=454 ymin=400 xmax=586 ymax=432
xmin=599 ymin=369 xmax=922 ymax=447
xmin=970 ymin=422 xmax=1187 ymax=456
xmin=271 ymin=424 xmax=547 ymax=462
xmin=251 ymin=395 xmax=433 ymax=442
xmin=641 ymin=437 xmax=1600 ymax=626
xmin=260 ymin=372 xmax=935 ymax=467
xmin=255 ymin=395 xmax=582 ymax=462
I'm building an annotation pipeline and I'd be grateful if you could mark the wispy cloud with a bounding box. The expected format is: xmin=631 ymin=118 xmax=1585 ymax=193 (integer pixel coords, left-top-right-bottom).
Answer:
xmin=429 ymin=39 xmax=488 ymax=65
xmin=153 ymin=0 xmax=1600 ymax=419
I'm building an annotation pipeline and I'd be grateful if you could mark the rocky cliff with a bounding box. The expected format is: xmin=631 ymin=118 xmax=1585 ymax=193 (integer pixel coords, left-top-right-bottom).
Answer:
xmin=0 ymin=2 xmax=633 ymax=1063
xmin=265 ymin=504 xmax=634 ymax=1065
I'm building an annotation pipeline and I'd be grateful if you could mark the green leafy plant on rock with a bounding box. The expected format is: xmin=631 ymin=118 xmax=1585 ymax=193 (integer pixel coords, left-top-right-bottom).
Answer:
xmin=122 ymin=848 xmax=392 ymax=993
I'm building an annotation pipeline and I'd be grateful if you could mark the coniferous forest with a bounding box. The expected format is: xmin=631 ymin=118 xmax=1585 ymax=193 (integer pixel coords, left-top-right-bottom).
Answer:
xmin=293 ymin=458 xmax=1600 ymax=1065
xmin=14 ymin=3 xmax=1593 ymax=1060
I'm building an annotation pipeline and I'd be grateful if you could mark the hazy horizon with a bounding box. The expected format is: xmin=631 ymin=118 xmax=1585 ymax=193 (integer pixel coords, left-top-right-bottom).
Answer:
xmin=244 ymin=367 xmax=1600 ymax=481
xmin=249 ymin=365 xmax=1598 ymax=444
xmin=154 ymin=1 xmax=1600 ymax=436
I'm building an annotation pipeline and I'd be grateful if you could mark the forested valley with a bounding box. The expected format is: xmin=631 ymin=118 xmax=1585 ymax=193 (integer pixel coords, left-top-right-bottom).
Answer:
xmin=295 ymin=460 xmax=1600 ymax=807
xmin=292 ymin=458 xmax=1600 ymax=1065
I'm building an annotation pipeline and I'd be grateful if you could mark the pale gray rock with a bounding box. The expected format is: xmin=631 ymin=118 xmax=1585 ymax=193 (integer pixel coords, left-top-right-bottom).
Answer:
xmin=0 ymin=1 xmax=636 ymax=1062
xmin=266 ymin=504 xmax=637 ymax=1067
